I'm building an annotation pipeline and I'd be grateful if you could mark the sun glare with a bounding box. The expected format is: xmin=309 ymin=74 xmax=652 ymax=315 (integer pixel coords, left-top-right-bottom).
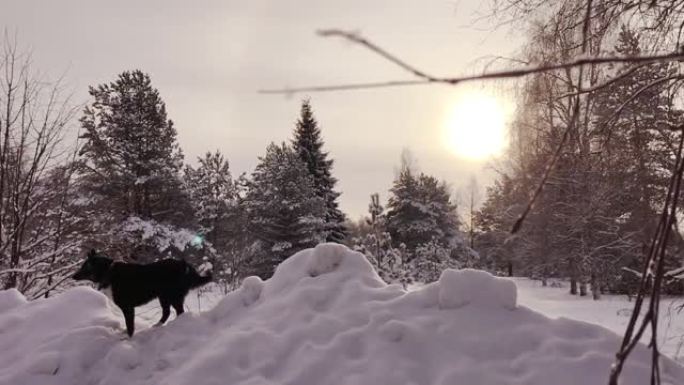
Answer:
xmin=444 ymin=92 xmax=508 ymax=160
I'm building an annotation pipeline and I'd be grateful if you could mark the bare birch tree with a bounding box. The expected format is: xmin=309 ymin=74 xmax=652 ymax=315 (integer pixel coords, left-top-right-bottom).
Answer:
xmin=0 ymin=34 xmax=80 ymax=296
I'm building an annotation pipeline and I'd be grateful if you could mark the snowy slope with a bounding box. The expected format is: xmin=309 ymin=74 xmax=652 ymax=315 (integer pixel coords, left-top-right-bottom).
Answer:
xmin=1 ymin=243 xmax=683 ymax=385
xmin=516 ymin=277 xmax=684 ymax=363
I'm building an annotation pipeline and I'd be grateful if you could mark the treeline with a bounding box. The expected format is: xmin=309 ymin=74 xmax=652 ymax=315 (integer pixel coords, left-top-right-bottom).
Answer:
xmin=473 ymin=5 xmax=684 ymax=298
xmin=0 ymin=46 xmax=347 ymax=296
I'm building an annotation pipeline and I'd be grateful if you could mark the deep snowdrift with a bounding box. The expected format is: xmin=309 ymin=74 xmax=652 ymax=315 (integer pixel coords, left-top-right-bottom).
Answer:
xmin=1 ymin=243 xmax=683 ymax=385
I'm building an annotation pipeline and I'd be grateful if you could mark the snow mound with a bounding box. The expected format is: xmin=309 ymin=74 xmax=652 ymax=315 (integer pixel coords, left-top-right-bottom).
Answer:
xmin=240 ymin=276 xmax=264 ymax=306
xmin=0 ymin=288 xmax=26 ymax=312
xmin=1 ymin=243 xmax=683 ymax=385
xmin=307 ymin=242 xmax=346 ymax=276
xmin=438 ymin=268 xmax=517 ymax=310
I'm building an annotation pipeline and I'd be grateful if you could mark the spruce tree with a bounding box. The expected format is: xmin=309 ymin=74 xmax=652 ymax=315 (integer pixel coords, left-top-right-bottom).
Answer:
xmin=292 ymin=99 xmax=347 ymax=243
xmin=244 ymin=143 xmax=326 ymax=278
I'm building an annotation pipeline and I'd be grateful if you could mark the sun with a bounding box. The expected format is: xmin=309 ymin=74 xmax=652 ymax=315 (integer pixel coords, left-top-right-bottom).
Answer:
xmin=443 ymin=92 xmax=508 ymax=160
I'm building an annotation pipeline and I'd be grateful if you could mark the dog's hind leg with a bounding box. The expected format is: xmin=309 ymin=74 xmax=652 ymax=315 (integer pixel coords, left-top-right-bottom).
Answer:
xmin=122 ymin=307 xmax=135 ymax=337
xmin=156 ymin=298 xmax=171 ymax=326
xmin=172 ymin=298 xmax=185 ymax=316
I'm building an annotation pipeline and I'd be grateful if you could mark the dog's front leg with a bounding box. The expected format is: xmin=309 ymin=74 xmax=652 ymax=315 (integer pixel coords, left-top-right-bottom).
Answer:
xmin=122 ymin=307 xmax=135 ymax=337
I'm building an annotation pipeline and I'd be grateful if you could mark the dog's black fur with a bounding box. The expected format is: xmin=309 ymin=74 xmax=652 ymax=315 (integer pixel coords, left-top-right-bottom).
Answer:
xmin=72 ymin=249 xmax=212 ymax=337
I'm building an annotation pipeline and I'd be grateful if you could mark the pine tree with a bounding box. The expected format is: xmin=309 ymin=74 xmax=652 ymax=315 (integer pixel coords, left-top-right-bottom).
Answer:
xmin=244 ymin=143 xmax=326 ymax=278
xmin=292 ymin=99 xmax=347 ymax=243
xmin=78 ymin=70 xmax=192 ymax=261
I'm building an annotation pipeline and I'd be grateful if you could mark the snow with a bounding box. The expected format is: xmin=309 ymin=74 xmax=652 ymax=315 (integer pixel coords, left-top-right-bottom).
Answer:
xmin=515 ymin=277 xmax=684 ymax=363
xmin=1 ymin=244 xmax=683 ymax=385
xmin=121 ymin=216 xmax=197 ymax=253
xmin=0 ymin=288 xmax=26 ymax=312
xmin=437 ymin=268 xmax=517 ymax=310
xmin=239 ymin=276 xmax=264 ymax=306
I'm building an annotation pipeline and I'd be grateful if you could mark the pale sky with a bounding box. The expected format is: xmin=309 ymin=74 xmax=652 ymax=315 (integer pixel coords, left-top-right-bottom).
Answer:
xmin=3 ymin=0 xmax=522 ymax=219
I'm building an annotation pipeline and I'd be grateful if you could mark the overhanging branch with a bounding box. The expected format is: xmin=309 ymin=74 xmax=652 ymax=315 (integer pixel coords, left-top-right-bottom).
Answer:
xmin=259 ymin=29 xmax=684 ymax=94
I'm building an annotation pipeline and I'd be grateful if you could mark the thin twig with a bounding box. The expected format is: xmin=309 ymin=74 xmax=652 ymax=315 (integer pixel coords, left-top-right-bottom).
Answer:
xmin=316 ymin=29 xmax=438 ymax=81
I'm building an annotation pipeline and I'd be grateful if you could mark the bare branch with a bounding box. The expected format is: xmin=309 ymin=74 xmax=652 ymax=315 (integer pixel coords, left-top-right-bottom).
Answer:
xmin=259 ymin=29 xmax=684 ymax=94
xmin=316 ymin=29 xmax=438 ymax=81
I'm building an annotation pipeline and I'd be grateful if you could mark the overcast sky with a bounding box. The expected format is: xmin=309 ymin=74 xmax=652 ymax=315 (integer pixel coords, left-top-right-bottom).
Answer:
xmin=3 ymin=0 xmax=522 ymax=219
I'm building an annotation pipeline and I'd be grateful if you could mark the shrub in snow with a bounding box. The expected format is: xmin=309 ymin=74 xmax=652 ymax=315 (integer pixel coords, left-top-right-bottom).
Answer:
xmin=411 ymin=238 xmax=461 ymax=283
xmin=350 ymin=194 xmax=413 ymax=287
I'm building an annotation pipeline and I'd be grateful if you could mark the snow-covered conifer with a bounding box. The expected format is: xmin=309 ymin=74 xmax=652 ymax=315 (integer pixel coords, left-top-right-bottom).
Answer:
xmin=244 ymin=143 xmax=326 ymax=278
xmin=292 ymin=100 xmax=347 ymax=242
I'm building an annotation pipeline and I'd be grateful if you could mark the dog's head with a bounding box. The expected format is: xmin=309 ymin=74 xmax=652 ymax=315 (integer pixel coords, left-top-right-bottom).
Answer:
xmin=72 ymin=249 xmax=114 ymax=283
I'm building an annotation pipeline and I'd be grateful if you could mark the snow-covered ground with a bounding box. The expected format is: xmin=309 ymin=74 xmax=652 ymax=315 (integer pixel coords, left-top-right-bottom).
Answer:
xmin=1 ymin=244 xmax=683 ymax=385
xmin=515 ymin=278 xmax=684 ymax=363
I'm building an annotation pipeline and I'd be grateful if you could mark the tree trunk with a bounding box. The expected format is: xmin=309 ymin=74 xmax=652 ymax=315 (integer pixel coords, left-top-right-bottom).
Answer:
xmin=579 ymin=280 xmax=588 ymax=296
xmin=570 ymin=278 xmax=578 ymax=295
xmin=569 ymin=258 xmax=578 ymax=295
xmin=591 ymin=273 xmax=601 ymax=300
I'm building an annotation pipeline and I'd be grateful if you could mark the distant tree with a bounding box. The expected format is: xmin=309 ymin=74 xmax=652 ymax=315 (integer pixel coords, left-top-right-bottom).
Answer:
xmin=416 ymin=173 xmax=460 ymax=245
xmin=292 ymin=99 xmax=347 ymax=242
xmin=350 ymin=193 xmax=411 ymax=287
xmin=411 ymin=238 xmax=459 ymax=283
xmin=463 ymin=176 xmax=480 ymax=249
xmin=0 ymin=37 xmax=82 ymax=296
xmin=244 ymin=143 xmax=326 ymax=278
xmin=474 ymin=24 xmax=684 ymax=297
xmin=184 ymin=151 xmax=235 ymax=246
xmin=385 ymin=158 xmax=460 ymax=255
xmin=385 ymin=160 xmax=421 ymax=251
xmin=78 ymin=70 xmax=193 ymax=261
xmin=184 ymin=151 xmax=248 ymax=287
xmin=474 ymin=176 xmax=523 ymax=275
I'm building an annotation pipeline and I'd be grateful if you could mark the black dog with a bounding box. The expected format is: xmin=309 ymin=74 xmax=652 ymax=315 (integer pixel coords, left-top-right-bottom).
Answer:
xmin=72 ymin=249 xmax=212 ymax=337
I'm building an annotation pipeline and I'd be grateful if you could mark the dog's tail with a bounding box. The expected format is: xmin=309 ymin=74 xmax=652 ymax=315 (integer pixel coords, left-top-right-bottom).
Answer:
xmin=184 ymin=262 xmax=213 ymax=289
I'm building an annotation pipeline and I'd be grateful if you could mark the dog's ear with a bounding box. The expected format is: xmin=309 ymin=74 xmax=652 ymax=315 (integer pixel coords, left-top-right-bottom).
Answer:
xmin=88 ymin=249 xmax=97 ymax=259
